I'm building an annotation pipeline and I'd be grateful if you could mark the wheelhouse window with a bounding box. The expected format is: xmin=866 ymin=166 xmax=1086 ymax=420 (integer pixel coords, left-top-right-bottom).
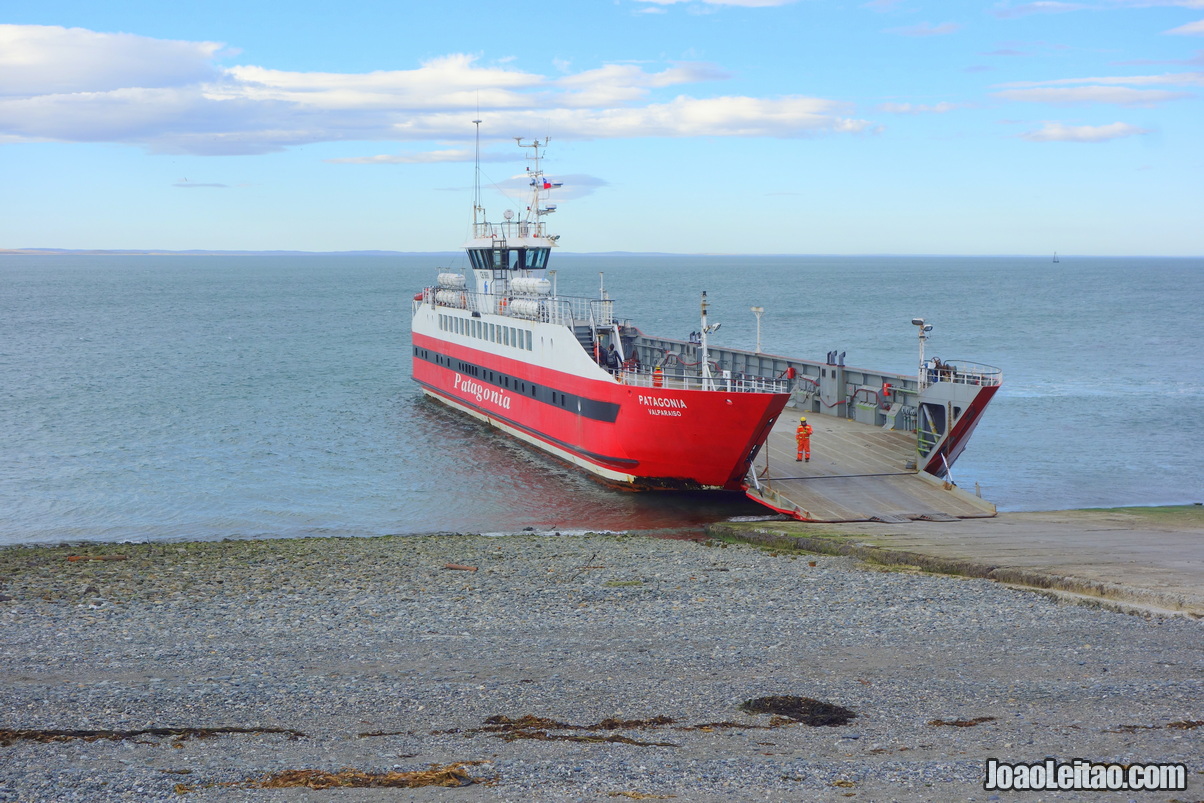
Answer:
xmin=468 ymin=247 xmax=550 ymax=271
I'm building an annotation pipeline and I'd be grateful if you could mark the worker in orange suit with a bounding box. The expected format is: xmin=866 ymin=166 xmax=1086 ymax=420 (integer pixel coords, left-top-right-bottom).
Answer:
xmin=795 ymin=416 xmax=813 ymax=462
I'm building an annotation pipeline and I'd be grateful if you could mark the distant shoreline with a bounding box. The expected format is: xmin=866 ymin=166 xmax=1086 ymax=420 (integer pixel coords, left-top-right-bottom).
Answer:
xmin=4 ymin=249 xmax=1202 ymax=258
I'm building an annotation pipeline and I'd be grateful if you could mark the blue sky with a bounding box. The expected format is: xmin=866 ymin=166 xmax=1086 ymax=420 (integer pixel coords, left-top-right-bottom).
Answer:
xmin=2 ymin=0 xmax=1202 ymax=254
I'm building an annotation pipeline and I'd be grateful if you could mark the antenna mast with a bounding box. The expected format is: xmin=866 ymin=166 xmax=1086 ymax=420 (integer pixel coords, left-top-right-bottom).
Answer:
xmin=472 ymin=118 xmax=483 ymax=228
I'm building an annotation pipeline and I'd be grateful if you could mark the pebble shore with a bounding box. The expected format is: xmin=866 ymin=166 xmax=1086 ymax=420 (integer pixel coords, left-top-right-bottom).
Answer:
xmin=1 ymin=532 xmax=1200 ymax=802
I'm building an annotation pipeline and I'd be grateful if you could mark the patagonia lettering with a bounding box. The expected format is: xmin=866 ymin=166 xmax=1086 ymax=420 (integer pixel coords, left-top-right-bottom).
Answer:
xmin=454 ymin=374 xmax=512 ymax=410
xmin=638 ymin=395 xmax=687 ymax=409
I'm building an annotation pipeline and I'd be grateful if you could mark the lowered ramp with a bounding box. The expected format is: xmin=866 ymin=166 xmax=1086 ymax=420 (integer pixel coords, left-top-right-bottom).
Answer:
xmin=744 ymin=412 xmax=996 ymax=523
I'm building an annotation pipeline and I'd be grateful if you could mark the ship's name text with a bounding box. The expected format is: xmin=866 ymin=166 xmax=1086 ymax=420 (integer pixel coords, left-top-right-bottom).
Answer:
xmin=638 ymin=395 xmax=687 ymax=410
xmin=454 ymin=374 xmax=512 ymax=410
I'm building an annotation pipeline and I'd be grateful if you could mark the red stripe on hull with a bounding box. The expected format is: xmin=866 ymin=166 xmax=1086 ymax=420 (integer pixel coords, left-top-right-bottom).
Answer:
xmin=413 ymin=332 xmax=789 ymax=490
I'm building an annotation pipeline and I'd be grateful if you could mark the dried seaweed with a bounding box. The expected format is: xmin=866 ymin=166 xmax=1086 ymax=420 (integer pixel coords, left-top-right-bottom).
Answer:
xmin=0 ymin=726 xmax=304 ymax=747
xmin=427 ymin=705 xmax=843 ymax=749
xmin=739 ymin=696 xmax=857 ymax=727
xmin=248 ymin=763 xmax=484 ymax=789
xmin=678 ymin=717 xmax=797 ymax=731
xmin=927 ymin=717 xmax=996 ymax=727
xmin=476 ymin=715 xmax=677 ymax=746
xmin=175 ymin=763 xmax=486 ymax=794
xmin=1107 ymin=720 xmax=1204 ymax=733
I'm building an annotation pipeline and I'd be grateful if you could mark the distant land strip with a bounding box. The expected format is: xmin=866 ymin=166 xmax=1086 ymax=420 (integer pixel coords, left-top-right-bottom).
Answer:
xmin=0 ymin=248 xmax=451 ymax=256
xmin=0 ymin=249 xmax=683 ymax=256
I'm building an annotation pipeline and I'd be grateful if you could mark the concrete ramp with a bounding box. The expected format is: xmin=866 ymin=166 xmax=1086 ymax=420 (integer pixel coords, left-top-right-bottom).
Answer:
xmin=745 ymin=411 xmax=996 ymax=522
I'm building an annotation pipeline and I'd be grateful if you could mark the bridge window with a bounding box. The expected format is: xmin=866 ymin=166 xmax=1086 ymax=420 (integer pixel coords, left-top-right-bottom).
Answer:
xmin=528 ymin=248 xmax=549 ymax=269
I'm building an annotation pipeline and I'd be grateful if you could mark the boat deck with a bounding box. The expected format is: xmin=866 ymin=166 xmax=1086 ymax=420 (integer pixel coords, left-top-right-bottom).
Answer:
xmin=745 ymin=410 xmax=996 ymax=522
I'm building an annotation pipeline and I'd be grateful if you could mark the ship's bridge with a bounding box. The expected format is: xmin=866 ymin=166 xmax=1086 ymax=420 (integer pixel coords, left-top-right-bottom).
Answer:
xmin=464 ymin=241 xmax=552 ymax=272
xmin=464 ymin=216 xmax=558 ymax=273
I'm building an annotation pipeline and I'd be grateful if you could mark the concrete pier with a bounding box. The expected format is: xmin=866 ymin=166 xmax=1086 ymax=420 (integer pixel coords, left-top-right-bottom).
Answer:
xmin=710 ymin=506 xmax=1204 ymax=617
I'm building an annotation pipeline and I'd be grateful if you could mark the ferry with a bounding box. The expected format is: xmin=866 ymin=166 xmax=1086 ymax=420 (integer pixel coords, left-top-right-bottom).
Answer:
xmin=410 ymin=134 xmax=1002 ymax=514
xmin=409 ymin=135 xmax=791 ymax=490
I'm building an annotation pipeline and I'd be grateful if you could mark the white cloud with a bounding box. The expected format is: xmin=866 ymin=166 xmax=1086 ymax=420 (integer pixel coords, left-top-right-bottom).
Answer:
xmin=993 ymin=74 xmax=1199 ymax=106
xmin=554 ymin=62 xmax=730 ymax=106
xmin=373 ymin=97 xmax=871 ymax=142
xmin=0 ymin=25 xmax=869 ymax=156
xmin=219 ymin=54 xmax=545 ymax=111
xmin=991 ymin=2 xmax=1088 ymax=18
xmin=0 ymin=24 xmax=226 ymax=95
xmin=995 ymin=85 xmax=1190 ymax=104
xmin=888 ymin=22 xmax=962 ymax=36
xmin=1165 ymin=19 xmax=1204 ymax=34
xmin=485 ymin=173 xmax=609 ymax=202
xmin=327 ymin=148 xmax=516 ymax=164
xmin=327 ymin=149 xmax=478 ymax=165
xmin=997 ymin=71 xmax=1204 ymax=87
xmin=879 ymin=101 xmax=962 ymax=113
xmin=1019 ymin=121 xmax=1151 ymax=141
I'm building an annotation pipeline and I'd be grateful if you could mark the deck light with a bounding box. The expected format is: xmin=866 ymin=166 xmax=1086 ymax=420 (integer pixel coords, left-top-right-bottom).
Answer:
xmin=751 ymin=306 xmax=764 ymax=353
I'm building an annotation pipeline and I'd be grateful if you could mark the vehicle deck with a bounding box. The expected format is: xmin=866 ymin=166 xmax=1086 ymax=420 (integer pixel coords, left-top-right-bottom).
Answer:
xmin=745 ymin=409 xmax=997 ymax=522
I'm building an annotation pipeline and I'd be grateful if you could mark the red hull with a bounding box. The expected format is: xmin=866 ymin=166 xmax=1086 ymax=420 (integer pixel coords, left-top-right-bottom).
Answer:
xmin=413 ymin=332 xmax=789 ymax=490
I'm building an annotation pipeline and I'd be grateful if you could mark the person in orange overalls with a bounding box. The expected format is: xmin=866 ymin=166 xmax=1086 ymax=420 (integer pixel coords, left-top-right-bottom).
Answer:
xmin=795 ymin=416 xmax=813 ymax=462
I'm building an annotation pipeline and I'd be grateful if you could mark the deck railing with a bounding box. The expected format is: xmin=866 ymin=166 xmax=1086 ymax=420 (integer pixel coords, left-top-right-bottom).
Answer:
xmin=921 ymin=359 xmax=1003 ymax=389
xmin=612 ymin=366 xmax=789 ymax=394
xmin=423 ymin=287 xmax=614 ymax=330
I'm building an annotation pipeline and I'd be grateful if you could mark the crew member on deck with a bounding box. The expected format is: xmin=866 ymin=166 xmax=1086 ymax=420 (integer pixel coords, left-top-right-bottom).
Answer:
xmin=795 ymin=417 xmax=813 ymax=463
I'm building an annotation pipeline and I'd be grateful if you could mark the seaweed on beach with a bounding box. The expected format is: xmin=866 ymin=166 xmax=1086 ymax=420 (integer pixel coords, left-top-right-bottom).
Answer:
xmin=247 ymin=763 xmax=485 ymax=789
xmin=423 ymin=707 xmax=837 ymax=748
xmin=175 ymin=762 xmax=487 ymax=793
xmin=927 ymin=716 xmax=997 ymax=728
xmin=0 ymin=726 xmax=305 ymax=747
xmin=467 ymin=715 xmax=679 ymax=747
xmin=677 ymin=718 xmax=798 ymax=731
xmin=1107 ymin=719 xmax=1203 ymax=733
xmin=738 ymin=696 xmax=857 ymax=727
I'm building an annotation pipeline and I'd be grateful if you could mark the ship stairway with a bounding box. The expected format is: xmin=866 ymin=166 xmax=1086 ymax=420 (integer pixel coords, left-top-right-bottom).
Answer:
xmin=572 ymin=323 xmax=596 ymax=353
xmin=744 ymin=412 xmax=996 ymax=523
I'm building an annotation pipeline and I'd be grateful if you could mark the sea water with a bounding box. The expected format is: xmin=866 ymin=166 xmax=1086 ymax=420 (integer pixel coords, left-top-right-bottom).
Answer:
xmin=2 ymin=254 xmax=1200 ymax=545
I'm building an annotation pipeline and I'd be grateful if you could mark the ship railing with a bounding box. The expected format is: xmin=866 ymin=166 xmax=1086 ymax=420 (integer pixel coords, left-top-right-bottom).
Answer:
xmin=427 ymin=288 xmax=615 ymax=330
xmin=613 ymin=366 xmax=789 ymax=394
xmin=920 ymin=359 xmax=1003 ymax=389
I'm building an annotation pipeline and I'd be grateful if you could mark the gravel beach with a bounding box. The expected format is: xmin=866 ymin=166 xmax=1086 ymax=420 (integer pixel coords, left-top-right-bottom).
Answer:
xmin=1 ymin=532 xmax=1200 ymax=802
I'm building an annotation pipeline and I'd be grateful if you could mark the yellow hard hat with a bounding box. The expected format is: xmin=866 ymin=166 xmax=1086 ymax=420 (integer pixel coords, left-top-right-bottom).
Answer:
xmin=799 ymin=417 xmax=807 ymax=423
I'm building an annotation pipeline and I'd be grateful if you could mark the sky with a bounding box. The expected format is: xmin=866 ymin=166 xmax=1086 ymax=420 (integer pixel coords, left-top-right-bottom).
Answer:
xmin=2 ymin=0 xmax=1202 ymax=255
